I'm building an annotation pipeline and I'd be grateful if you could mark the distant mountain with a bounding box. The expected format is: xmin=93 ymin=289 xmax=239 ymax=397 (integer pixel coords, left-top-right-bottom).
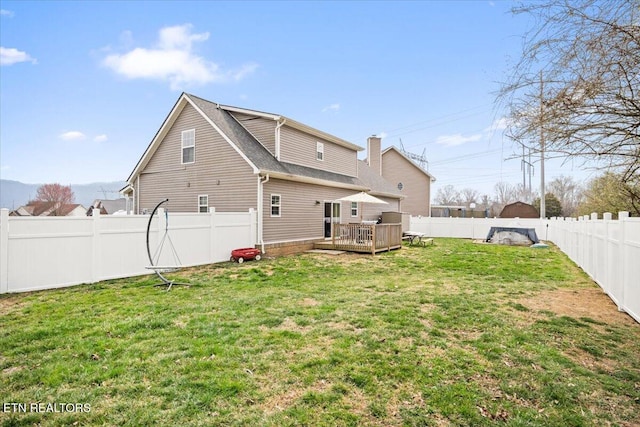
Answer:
xmin=0 ymin=179 xmax=127 ymax=210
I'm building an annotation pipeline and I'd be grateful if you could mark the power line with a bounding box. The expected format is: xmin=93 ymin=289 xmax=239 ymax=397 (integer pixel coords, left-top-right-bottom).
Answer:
xmin=382 ymin=104 xmax=490 ymax=136
xmin=430 ymin=148 xmax=504 ymax=166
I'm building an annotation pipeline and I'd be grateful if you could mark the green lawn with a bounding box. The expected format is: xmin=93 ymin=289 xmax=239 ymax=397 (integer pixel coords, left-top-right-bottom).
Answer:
xmin=1 ymin=239 xmax=639 ymax=426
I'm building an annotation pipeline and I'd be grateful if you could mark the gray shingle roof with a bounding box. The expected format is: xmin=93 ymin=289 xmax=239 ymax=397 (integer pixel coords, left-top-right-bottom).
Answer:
xmin=187 ymin=93 xmax=366 ymax=189
xmin=187 ymin=94 xmax=286 ymax=173
xmin=186 ymin=93 xmax=401 ymax=197
xmin=357 ymin=160 xmax=403 ymax=197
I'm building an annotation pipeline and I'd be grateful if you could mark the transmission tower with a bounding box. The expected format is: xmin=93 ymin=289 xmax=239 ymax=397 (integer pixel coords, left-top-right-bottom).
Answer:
xmin=399 ymin=139 xmax=430 ymax=171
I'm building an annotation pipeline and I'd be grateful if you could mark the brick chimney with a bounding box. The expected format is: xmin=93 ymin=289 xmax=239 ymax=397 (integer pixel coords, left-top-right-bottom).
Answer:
xmin=367 ymin=135 xmax=382 ymax=175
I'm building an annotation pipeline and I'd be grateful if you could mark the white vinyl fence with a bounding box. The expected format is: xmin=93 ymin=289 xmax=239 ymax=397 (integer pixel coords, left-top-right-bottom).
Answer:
xmin=0 ymin=208 xmax=256 ymax=294
xmin=410 ymin=213 xmax=639 ymax=323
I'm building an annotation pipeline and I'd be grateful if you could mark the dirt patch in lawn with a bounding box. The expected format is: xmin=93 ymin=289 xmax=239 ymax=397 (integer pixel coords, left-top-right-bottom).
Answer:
xmin=0 ymin=296 xmax=25 ymax=316
xmin=520 ymin=287 xmax=636 ymax=326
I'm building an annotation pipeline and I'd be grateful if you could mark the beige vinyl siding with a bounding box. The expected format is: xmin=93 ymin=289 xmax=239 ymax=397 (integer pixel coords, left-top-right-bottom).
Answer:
xmin=138 ymin=103 xmax=258 ymax=213
xmin=262 ymin=179 xmax=353 ymax=243
xmin=361 ymin=196 xmax=401 ymax=221
xmin=279 ymin=125 xmax=357 ymax=176
xmin=382 ymin=150 xmax=431 ymax=216
xmin=262 ymin=179 xmax=401 ymax=243
xmin=229 ymin=112 xmax=277 ymax=155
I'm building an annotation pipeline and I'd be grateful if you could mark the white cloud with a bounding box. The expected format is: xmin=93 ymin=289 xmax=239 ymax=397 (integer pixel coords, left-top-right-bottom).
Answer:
xmin=435 ymin=133 xmax=483 ymax=147
xmin=102 ymin=24 xmax=257 ymax=90
xmin=94 ymin=134 xmax=108 ymax=143
xmin=322 ymin=103 xmax=340 ymax=113
xmin=0 ymin=47 xmax=36 ymax=66
xmin=377 ymin=132 xmax=388 ymax=139
xmin=484 ymin=117 xmax=509 ymax=133
xmin=59 ymin=131 xmax=86 ymax=141
xmin=1 ymin=9 xmax=15 ymax=17
xmin=232 ymin=63 xmax=259 ymax=81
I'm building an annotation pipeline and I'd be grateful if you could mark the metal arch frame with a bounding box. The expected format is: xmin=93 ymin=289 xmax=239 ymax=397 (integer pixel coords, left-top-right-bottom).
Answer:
xmin=145 ymin=199 xmax=188 ymax=291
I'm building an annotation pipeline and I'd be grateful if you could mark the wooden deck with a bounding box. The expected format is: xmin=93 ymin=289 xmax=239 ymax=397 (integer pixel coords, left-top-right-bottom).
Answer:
xmin=314 ymin=223 xmax=403 ymax=254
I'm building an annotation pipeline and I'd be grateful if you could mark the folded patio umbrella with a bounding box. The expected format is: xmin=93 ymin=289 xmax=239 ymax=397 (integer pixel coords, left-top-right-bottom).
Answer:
xmin=336 ymin=191 xmax=388 ymax=205
xmin=336 ymin=192 xmax=388 ymax=222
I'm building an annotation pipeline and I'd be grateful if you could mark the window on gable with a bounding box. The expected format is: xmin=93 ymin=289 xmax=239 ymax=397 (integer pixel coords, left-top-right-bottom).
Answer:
xmin=182 ymin=129 xmax=195 ymax=164
xmin=271 ymin=194 xmax=281 ymax=217
xmin=198 ymin=195 xmax=208 ymax=213
xmin=316 ymin=142 xmax=324 ymax=161
xmin=351 ymin=202 xmax=358 ymax=217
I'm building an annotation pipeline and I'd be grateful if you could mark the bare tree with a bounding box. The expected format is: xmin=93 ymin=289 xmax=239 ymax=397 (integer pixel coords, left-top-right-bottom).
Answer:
xmin=459 ymin=188 xmax=480 ymax=207
xmin=492 ymin=181 xmax=518 ymax=215
xmin=547 ymin=175 xmax=584 ymax=217
xmin=513 ymin=183 xmax=537 ymax=205
xmin=494 ymin=181 xmax=517 ymax=206
xmin=499 ymin=0 xmax=640 ymax=205
xmin=34 ymin=183 xmax=75 ymax=216
xmin=434 ymin=185 xmax=461 ymax=206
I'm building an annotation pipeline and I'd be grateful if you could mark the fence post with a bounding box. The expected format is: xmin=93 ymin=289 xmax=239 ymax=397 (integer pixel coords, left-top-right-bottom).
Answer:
xmin=618 ymin=211 xmax=629 ymax=313
xmin=210 ymin=207 xmax=217 ymax=263
xmin=91 ymin=208 xmax=101 ymax=283
xmin=249 ymin=208 xmax=257 ymax=247
xmin=0 ymin=209 xmax=9 ymax=293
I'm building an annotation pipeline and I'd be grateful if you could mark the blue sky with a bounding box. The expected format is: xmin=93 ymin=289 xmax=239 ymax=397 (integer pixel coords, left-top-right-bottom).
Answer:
xmin=0 ymin=0 xmax=593 ymax=198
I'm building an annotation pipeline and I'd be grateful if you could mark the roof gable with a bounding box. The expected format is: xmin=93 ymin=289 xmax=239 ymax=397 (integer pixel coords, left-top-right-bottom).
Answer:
xmin=127 ymin=93 xmax=366 ymax=190
xmin=381 ymin=146 xmax=436 ymax=182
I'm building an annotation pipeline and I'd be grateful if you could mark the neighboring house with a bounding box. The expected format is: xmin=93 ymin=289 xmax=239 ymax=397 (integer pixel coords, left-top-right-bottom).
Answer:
xmin=122 ymin=93 xmax=433 ymax=254
xmin=499 ymin=201 xmax=539 ymax=218
xmin=9 ymin=202 xmax=86 ymax=217
xmin=87 ymin=198 xmax=127 ymax=216
xmin=378 ymin=144 xmax=436 ymax=217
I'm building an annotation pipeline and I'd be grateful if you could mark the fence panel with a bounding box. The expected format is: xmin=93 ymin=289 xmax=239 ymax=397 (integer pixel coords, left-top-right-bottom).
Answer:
xmin=622 ymin=217 xmax=640 ymax=322
xmin=212 ymin=211 xmax=256 ymax=263
xmin=0 ymin=208 xmax=255 ymax=294
xmin=98 ymin=214 xmax=156 ymax=281
xmin=7 ymin=217 xmax=94 ymax=292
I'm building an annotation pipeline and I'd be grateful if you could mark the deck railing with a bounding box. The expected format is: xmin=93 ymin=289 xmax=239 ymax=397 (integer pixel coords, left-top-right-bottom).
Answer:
xmin=331 ymin=223 xmax=402 ymax=254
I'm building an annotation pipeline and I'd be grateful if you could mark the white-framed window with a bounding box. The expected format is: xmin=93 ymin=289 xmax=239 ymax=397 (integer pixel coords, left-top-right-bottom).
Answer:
xmin=271 ymin=194 xmax=281 ymax=217
xmin=182 ymin=129 xmax=195 ymax=164
xmin=198 ymin=195 xmax=209 ymax=213
xmin=351 ymin=202 xmax=358 ymax=217
xmin=316 ymin=142 xmax=324 ymax=161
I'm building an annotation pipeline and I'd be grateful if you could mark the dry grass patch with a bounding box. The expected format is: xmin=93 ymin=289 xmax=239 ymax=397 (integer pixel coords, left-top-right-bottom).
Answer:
xmin=521 ymin=287 xmax=635 ymax=326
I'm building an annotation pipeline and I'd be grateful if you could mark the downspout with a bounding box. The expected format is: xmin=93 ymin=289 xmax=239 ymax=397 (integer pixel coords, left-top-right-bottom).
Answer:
xmin=135 ymin=176 xmax=140 ymax=215
xmin=275 ymin=118 xmax=286 ymax=160
xmin=259 ymin=174 xmax=270 ymax=253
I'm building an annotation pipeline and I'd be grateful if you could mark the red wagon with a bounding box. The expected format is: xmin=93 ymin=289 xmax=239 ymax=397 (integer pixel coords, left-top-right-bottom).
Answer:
xmin=230 ymin=248 xmax=262 ymax=263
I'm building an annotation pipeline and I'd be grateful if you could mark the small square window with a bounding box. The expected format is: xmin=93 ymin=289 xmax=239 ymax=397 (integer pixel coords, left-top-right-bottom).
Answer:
xmin=351 ymin=202 xmax=358 ymax=217
xmin=316 ymin=142 xmax=324 ymax=161
xmin=182 ymin=129 xmax=195 ymax=164
xmin=271 ymin=194 xmax=281 ymax=217
xmin=198 ymin=195 xmax=208 ymax=213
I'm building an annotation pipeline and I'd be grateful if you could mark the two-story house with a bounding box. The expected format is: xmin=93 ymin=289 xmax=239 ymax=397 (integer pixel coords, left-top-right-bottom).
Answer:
xmin=122 ymin=93 xmax=432 ymax=255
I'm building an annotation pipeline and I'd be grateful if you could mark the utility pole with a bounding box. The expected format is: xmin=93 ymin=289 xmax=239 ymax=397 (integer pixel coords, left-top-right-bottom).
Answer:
xmin=539 ymin=70 xmax=546 ymax=219
xmin=521 ymin=145 xmax=534 ymax=203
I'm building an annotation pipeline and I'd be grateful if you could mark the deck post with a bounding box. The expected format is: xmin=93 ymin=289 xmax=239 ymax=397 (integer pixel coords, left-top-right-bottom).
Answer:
xmin=387 ymin=224 xmax=391 ymax=252
xmin=332 ymin=223 xmax=336 ymax=247
xmin=371 ymin=224 xmax=376 ymax=255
